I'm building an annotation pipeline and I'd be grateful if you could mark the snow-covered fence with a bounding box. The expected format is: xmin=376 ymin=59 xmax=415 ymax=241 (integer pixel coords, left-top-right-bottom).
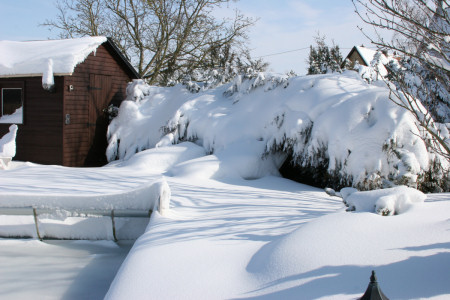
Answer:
xmin=0 ymin=178 xmax=172 ymax=240
xmin=0 ymin=207 xmax=152 ymax=241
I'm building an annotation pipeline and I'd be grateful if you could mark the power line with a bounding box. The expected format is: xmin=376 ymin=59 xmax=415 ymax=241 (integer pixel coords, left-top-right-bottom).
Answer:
xmin=255 ymin=46 xmax=378 ymax=59
xmin=256 ymin=47 xmax=309 ymax=58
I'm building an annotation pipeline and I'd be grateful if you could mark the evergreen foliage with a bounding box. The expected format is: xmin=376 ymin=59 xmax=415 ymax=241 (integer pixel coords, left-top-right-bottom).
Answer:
xmin=307 ymin=34 xmax=343 ymax=75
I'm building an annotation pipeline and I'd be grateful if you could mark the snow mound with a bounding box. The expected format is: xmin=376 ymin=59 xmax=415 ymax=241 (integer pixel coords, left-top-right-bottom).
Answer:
xmin=109 ymin=142 xmax=206 ymax=173
xmin=246 ymin=198 xmax=450 ymax=299
xmin=342 ymin=185 xmax=426 ymax=215
xmin=0 ymin=124 xmax=18 ymax=157
xmin=107 ymin=72 xmax=448 ymax=189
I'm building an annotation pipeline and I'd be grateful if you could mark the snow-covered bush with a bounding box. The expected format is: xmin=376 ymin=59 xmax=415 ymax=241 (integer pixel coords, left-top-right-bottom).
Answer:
xmin=342 ymin=185 xmax=426 ymax=215
xmin=107 ymin=72 xmax=449 ymax=191
xmin=223 ymin=72 xmax=289 ymax=101
xmin=106 ymin=80 xmax=193 ymax=161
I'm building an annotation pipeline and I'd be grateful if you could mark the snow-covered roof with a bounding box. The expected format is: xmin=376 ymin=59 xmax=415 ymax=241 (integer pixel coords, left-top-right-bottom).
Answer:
xmin=0 ymin=36 xmax=107 ymax=77
xmin=355 ymin=46 xmax=378 ymax=65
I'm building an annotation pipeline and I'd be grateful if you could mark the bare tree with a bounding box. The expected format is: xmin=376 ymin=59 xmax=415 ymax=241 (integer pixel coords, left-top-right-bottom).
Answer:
xmin=352 ymin=0 xmax=450 ymax=161
xmin=43 ymin=0 xmax=255 ymax=85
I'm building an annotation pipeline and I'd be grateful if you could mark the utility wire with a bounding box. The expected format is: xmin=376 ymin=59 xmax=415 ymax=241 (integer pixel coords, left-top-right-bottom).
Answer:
xmin=255 ymin=46 xmax=377 ymax=58
xmin=256 ymin=47 xmax=310 ymax=58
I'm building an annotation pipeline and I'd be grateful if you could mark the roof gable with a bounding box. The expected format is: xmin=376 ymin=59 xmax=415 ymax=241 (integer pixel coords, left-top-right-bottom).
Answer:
xmin=0 ymin=36 xmax=107 ymax=77
xmin=355 ymin=46 xmax=379 ymax=65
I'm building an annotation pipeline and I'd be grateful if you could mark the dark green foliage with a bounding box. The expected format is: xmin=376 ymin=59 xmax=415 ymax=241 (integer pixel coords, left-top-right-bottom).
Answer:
xmin=418 ymin=159 xmax=450 ymax=193
xmin=307 ymin=34 xmax=343 ymax=75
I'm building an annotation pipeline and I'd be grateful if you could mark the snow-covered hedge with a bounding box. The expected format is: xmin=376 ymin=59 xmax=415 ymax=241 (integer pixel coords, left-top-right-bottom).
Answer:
xmin=107 ymin=72 xmax=449 ymax=191
xmin=341 ymin=185 xmax=426 ymax=215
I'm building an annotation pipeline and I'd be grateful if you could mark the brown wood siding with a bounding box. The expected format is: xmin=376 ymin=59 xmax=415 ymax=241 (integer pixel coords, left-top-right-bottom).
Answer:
xmin=0 ymin=77 xmax=64 ymax=165
xmin=348 ymin=51 xmax=368 ymax=68
xmin=63 ymin=44 xmax=132 ymax=167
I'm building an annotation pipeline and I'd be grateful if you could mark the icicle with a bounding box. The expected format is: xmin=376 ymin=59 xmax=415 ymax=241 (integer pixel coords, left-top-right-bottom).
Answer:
xmin=42 ymin=58 xmax=55 ymax=91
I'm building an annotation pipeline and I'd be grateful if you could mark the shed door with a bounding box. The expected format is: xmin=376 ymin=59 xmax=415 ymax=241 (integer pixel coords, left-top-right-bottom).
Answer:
xmin=85 ymin=74 xmax=112 ymax=166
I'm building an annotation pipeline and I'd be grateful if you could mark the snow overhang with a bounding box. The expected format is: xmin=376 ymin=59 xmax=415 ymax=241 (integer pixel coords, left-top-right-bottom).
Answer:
xmin=0 ymin=36 xmax=107 ymax=77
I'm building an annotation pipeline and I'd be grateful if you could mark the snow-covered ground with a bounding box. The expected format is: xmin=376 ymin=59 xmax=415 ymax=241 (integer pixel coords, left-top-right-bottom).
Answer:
xmin=1 ymin=143 xmax=449 ymax=299
xmin=0 ymin=239 xmax=132 ymax=300
xmin=1 ymin=72 xmax=449 ymax=299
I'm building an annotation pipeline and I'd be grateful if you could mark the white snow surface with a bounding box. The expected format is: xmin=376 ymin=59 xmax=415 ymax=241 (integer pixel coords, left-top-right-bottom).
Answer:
xmin=356 ymin=46 xmax=382 ymax=66
xmin=0 ymin=239 xmax=133 ymax=300
xmin=0 ymin=36 xmax=107 ymax=77
xmin=0 ymin=124 xmax=18 ymax=157
xmin=0 ymin=107 xmax=22 ymax=124
xmin=1 ymin=72 xmax=449 ymax=299
xmin=0 ymin=143 xmax=204 ymax=210
xmin=342 ymin=185 xmax=427 ymax=215
xmin=1 ymin=141 xmax=449 ymax=298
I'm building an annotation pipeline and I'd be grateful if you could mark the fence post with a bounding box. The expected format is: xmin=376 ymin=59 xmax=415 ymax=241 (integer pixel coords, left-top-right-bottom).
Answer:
xmin=111 ymin=209 xmax=118 ymax=242
xmin=32 ymin=208 xmax=42 ymax=241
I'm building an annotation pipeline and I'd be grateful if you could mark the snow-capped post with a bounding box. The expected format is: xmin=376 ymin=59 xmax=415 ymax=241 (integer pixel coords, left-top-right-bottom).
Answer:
xmin=359 ymin=270 xmax=389 ymax=300
xmin=151 ymin=179 xmax=171 ymax=216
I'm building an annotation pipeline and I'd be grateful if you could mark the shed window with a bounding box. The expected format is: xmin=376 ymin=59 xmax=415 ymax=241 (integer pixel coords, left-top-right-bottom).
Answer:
xmin=0 ymin=88 xmax=23 ymax=124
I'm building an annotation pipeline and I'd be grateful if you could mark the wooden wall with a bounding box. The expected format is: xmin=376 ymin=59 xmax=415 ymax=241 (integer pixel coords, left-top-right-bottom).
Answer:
xmin=63 ymin=44 xmax=132 ymax=167
xmin=347 ymin=50 xmax=367 ymax=69
xmin=0 ymin=77 xmax=64 ymax=165
xmin=1 ymin=43 xmax=136 ymax=167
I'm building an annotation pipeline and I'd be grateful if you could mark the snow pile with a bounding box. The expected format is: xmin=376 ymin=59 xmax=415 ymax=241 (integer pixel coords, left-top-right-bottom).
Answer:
xmin=243 ymin=195 xmax=450 ymax=299
xmin=0 ymin=124 xmax=18 ymax=157
xmin=341 ymin=185 xmax=426 ymax=215
xmin=108 ymin=72 xmax=447 ymax=190
xmin=0 ymin=37 xmax=107 ymax=89
xmin=0 ymin=107 xmax=22 ymax=124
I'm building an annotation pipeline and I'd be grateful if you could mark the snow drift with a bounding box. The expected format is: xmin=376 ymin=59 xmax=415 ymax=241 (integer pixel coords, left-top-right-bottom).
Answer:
xmin=107 ymin=72 xmax=448 ymax=191
xmin=0 ymin=124 xmax=17 ymax=158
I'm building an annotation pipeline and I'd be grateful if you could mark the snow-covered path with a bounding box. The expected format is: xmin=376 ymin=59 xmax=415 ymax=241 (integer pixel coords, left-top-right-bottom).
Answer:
xmin=107 ymin=175 xmax=450 ymax=300
xmin=106 ymin=175 xmax=344 ymax=299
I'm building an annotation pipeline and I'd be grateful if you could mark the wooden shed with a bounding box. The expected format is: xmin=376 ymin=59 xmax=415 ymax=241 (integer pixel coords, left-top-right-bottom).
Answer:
xmin=0 ymin=37 xmax=139 ymax=167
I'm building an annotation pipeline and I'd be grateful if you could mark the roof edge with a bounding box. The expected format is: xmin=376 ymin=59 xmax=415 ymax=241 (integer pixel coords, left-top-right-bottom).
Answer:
xmin=0 ymin=73 xmax=72 ymax=78
xmin=104 ymin=37 xmax=140 ymax=79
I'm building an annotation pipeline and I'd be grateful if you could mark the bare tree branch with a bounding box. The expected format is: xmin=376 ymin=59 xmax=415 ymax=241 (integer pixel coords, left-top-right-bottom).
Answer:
xmin=42 ymin=0 xmax=255 ymax=84
xmin=353 ymin=0 xmax=450 ymax=161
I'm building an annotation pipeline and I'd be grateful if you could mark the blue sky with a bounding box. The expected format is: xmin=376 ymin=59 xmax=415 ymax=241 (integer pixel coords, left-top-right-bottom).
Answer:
xmin=0 ymin=0 xmax=386 ymax=74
